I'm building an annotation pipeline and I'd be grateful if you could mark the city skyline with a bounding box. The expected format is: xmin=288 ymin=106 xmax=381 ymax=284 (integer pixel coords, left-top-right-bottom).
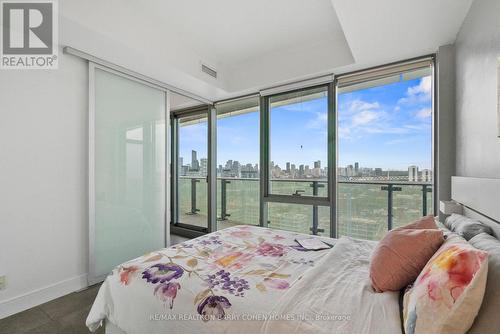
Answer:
xmin=180 ymin=149 xmax=432 ymax=182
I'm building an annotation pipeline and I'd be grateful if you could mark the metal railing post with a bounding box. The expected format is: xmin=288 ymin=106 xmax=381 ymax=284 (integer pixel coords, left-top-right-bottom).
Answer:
xmin=422 ymin=184 xmax=432 ymax=216
xmin=220 ymin=179 xmax=231 ymax=220
xmin=309 ymin=181 xmax=325 ymax=235
xmin=387 ymin=184 xmax=393 ymax=230
xmin=381 ymin=184 xmax=401 ymax=230
xmin=190 ymin=178 xmax=200 ymax=214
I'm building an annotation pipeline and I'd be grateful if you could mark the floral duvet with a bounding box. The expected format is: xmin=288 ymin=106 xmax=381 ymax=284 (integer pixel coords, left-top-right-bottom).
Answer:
xmin=86 ymin=225 xmax=336 ymax=334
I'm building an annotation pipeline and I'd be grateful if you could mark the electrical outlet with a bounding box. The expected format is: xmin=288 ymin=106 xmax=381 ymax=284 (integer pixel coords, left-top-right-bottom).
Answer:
xmin=0 ymin=275 xmax=6 ymax=290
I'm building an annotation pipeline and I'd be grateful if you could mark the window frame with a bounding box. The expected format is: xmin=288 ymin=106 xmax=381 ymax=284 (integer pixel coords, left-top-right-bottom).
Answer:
xmin=170 ymin=55 xmax=437 ymax=240
xmin=334 ymin=55 xmax=436 ymax=236
xmin=259 ymin=82 xmax=337 ymax=236
xmin=170 ymin=105 xmax=217 ymax=238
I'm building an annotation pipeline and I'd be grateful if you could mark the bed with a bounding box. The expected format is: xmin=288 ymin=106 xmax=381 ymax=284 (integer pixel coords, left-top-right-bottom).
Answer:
xmin=87 ymin=176 xmax=500 ymax=334
xmin=86 ymin=225 xmax=401 ymax=334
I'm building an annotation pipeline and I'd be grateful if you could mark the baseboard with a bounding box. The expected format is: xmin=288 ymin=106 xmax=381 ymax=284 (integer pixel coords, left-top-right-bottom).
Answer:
xmin=0 ymin=274 xmax=88 ymax=319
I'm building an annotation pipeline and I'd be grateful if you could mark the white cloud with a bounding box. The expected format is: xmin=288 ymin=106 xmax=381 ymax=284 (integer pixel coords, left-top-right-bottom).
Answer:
xmin=340 ymin=99 xmax=429 ymax=139
xmin=352 ymin=110 xmax=380 ymax=127
xmin=416 ymin=108 xmax=432 ymax=119
xmin=409 ymin=76 xmax=431 ymax=95
xmin=363 ymin=125 xmax=409 ymax=135
xmin=306 ymin=112 xmax=327 ymax=129
xmin=398 ymin=76 xmax=432 ymax=105
xmin=348 ymin=100 xmax=380 ymax=113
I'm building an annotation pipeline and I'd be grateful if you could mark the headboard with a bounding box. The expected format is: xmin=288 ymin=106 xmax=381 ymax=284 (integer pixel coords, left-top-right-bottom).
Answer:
xmin=451 ymin=176 xmax=500 ymax=238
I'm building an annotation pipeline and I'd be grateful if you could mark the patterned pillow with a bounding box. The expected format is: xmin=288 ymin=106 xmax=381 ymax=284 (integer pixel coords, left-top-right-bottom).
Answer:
xmin=403 ymin=234 xmax=488 ymax=334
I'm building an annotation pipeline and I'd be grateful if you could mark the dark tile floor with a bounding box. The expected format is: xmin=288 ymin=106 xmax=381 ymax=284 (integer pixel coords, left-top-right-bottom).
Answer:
xmin=0 ymin=234 xmax=190 ymax=334
xmin=0 ymin=284 xmax=103 ymax=334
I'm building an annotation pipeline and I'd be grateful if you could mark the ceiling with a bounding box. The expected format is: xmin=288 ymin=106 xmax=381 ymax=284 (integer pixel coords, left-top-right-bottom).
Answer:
xmin=330 ymin=0 xmax=474 ymax=72
xmin=60 ymin=0 xmax=474 ymax=102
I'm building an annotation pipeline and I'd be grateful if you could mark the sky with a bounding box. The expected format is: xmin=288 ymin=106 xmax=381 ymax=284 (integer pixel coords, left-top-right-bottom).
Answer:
xmin=179 ymin=75 xmax=432 ymax=171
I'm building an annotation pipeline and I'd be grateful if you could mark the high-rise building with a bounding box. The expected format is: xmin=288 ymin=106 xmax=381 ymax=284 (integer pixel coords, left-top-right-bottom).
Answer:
xmin=354 ymin=162 xmax=359 ymax=175
xmin=232 ymin=160 xmax=241 ymax=177
xmin=241 ymin=163 xmax=258 ymax=178
xmin=299 ymin=164 xmax=304 ymax=177
xmin=421 ymin=169 xmax=432 ymax=182
xmin=347 ymin=164 xmax=354 ymax=177
xmin=191 ymin=150 xmax=199 ymax=171
xmin=200 ymin=158 xmax=207 ymax=176
xmin=180 ymin=165 xmax=188 ymax=176
xmin=286 ymin=162 xmax=291 ymax=173
xmin=408 ymin=165 xmax=419 ymax=182
xmin=314 ymin=160 xmax=321 ymax=169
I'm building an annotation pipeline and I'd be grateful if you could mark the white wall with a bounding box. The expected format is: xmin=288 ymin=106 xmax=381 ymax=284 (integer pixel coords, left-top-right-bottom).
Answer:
xmin=455 ymin=0 xmax=500 ymax=177
xmin=437 ymin=45 xmax=456 ymax=219
xmin=0 ymin=49 xmax=89 ymax=318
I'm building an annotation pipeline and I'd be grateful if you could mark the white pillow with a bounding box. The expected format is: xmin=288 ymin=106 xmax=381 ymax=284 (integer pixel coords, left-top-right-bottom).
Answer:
xmin=403 ymin=234 xmax=488 ymax=334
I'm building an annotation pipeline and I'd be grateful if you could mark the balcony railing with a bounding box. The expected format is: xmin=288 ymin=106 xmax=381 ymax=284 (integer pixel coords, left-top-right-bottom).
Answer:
xmin=177 ymin=176 xmax=433 ymax=240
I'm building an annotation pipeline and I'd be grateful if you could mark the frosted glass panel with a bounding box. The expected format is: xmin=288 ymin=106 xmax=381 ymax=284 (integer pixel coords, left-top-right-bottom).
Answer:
xmin=92 ymin=68 xmax=165 ymax=280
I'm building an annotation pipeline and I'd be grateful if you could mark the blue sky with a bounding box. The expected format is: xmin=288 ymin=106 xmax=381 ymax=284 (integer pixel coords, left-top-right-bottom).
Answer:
xmin=179 ymin=75 xmax=432 ymax=171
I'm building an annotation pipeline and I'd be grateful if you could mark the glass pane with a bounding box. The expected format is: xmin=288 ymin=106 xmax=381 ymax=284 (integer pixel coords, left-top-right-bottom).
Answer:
xmin=337 ymin=67 xmax=433 ymax=240
xmin=216 ymin=97 xmax=260 ymax=229
xmin=268 ymin=202 xmax=329 ymax=236
xmin=393 ymin=184 xmax=433 ymax=229
xmin=269 ymin=86 xmax=328 ymax=196
xmin=178 ymin=116 xmax=208 ymax=229
xmin=93 ymin=68 xmax=165 ymax=278
xmin=337 ymin=183 xmax=388 ymax=241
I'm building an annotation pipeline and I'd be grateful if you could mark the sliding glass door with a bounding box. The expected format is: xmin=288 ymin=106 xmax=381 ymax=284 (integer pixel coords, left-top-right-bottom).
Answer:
xmin=89 ymin=64 xmax=167 ymax=284
xmin=173 ymin=110 xmax=209 ymax=232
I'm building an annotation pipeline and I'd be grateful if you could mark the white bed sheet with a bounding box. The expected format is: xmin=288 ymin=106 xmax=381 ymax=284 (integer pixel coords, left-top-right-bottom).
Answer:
xmin=87 ymin=227 xmax=401 ymax=334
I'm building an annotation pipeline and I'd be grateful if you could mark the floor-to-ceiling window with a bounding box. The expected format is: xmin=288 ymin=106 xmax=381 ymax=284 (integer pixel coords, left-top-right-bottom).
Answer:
xmin=336 ymin=59 xmax=434 ymax=240
xmin=215 ymin=96 xmax=260 ymax=229
xmin=261 ymin=83 xmax=334 ymax=237
xmin=170 ymin=57 xmax=435 ymax=240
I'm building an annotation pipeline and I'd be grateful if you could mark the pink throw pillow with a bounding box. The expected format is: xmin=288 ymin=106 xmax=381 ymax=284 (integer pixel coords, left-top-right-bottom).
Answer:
xmin=370 ymin=216 xmax=444 ymax=292
xmin=404 ymin=215 xmax=438 ymax=229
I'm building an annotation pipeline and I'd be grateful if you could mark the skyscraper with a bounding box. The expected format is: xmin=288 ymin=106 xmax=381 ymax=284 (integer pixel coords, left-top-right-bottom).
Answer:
xmin=200 ymin=158 xmax=208 ymax=176
xmin=286 ymin=162 xmax=291 ymax=173
xmin=347 ymin=165 xmax=354 ymax=177
xmin=191 ymin=150 xmax=199 ymax=171
xmin=408 ymin=165 xmax=418 ymax=182
xmin=314 ymin=160 xmax=321 ymax=169
xmin=354 ymin=162 xmax=359 ymax=175
xmin=421 ymin=169 xmax=432 ymax=182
